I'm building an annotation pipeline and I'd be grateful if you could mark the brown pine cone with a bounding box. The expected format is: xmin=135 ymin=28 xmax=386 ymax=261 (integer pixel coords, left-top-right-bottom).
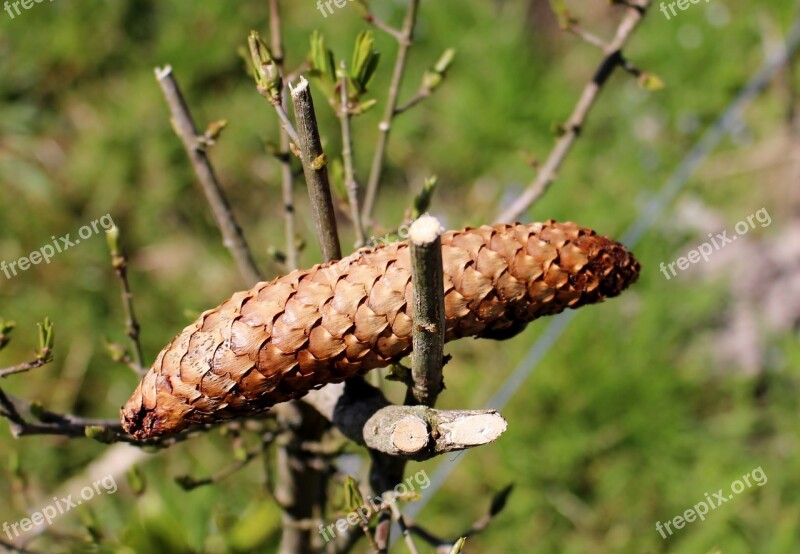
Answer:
xmin=122 ymin=220 xmax=640 ymax=439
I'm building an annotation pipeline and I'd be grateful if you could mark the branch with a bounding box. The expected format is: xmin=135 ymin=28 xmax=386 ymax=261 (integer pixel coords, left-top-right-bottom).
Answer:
xmin=0 ymin=319 xmax=53 ymax=379
xmin=338 ymin=62 xmax=367 ymax=247
xmin=362 ymin=0 xmax=421 ymax=223
xmin=105 ymin=226 xmax=146 ymax=376
xmin=269 ymin=0 xmax=299 ymax=271
xmin=496 ymin=0 xmax=652 ymax=223
xmin=0 ymin=358 xmax=49 ymax=380
xmin=407 ymin=486 xmax=513 ymax=551
xmin=406 ymin=215 xmax=446 ymax=407
xmin=303 ymin=379 xmax=507 ymax=461
xmin=290 ymin=77 xmax=343 ymax=262
xmin=154 ymin=65 xmax=263 ymax=285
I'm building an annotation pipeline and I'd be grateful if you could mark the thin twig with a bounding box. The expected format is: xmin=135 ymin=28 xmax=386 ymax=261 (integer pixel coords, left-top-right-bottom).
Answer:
xmin=496 ymin=0 xmax=652 ymax=223
xmin=106 ymin=227 xmax=146 ymax=375
xmin=387 ymin=501 xmax=420 ymax=554
xmin=394 ymin=90 xmax=429 ymax=116
xmin=291 ymin=77 xmax=342 ymax=262
xmin=154 ymin=65 xmax=263 ymax=284
xmin=567 ymin=23 xmax=607 ymax=49
xmin=338 ymin=62 xmax=367 ymax=247
xmin=405 ymin=215 xmax=446 ymax=407
xmin=363 ymin=12 xmax=404 ymax=42
xmin=362 ymin=0 xmax=421 ymax=223
xmin=272 ymin=102 xmax=302 ymax=147
xmin=0 ymin=358 xmax=50 ymax=380
xmin=175 ymin=430 xmax=278 ymax=490
xmin=269 ymin=0 xmax=299 ymax=270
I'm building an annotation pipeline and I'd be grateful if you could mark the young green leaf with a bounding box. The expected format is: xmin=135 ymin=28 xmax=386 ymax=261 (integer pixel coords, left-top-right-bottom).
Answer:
xmin=349 ymin=31 xmax=380 ymax=96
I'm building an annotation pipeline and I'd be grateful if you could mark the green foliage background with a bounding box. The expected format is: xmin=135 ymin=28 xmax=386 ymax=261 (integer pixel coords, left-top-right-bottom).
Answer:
xmin=1 ymin=0 xmax=799 ymax=552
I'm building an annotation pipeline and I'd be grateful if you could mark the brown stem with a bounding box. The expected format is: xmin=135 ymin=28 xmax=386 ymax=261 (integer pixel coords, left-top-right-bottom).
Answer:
xmin=339 ymin=63 xmax=367 ymax=247
xmin=108 ymin=235 xmax=146 ymax=375
xmin=270 ymin=0 xmax=299 ymax=271
xmin=362 ymin=0 xmax=421 ymax=223
xmin=291 ymin=77 xmax=342 ymax=261
xmin=496 ymin=0 xmax=652 ymax=223
xmin=0 ymin=357 xmax=50 ymax=380
xmin=154 ymin=65 xmax=263 ymax=285
xmin=405 ymin=215 xmax=446 ymax=407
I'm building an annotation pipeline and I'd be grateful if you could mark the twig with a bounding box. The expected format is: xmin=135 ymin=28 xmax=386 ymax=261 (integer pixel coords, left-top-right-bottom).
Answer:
xmin=362 ymin=0 xmax=421 ymax=223
xmin=270 ymin=0 xmax=299 ymax=271
xmin=154 ymin=65 xmax=263 ymax=285
xmin=496 ymin=0 xmax=652 ymax=223
xmin=363 ymin=12 xmax=404 ymax=42
xmin=387 ymin=501 xmax=420 ymax=554
xmin=106 ymin=226 xmax=146 ymax=375
xmin=175 ymin=431 xmax=277 ymax=490
xmin=0 ymin=358 xmax=50 ymax=380
xmin=405 ymin=215 xmax=446 ymax=407
xmin=393 ymin=90 xmax=429 ymax=117
xmin=567 ymin=23 xmax=607 ymax=49
xmin=338 ymin=62 xmax=367 ymax=247
xmin=290 ymin=77 xmax=342 ymax=261
xmin=0 ymin=388 xmax=218 ymax=447
xmin=0 ymin=319 xmax=53 ymax=379
xmin=406 ymin=485 xmax=513 ymax=550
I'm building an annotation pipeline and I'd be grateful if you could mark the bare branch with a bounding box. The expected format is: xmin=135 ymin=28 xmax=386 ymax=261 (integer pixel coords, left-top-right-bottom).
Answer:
xmin=406 ymin=215 xmax=446 ymax=407
xmin=496 ymin=0 xmax=652 ymax=223
xmin=291 ymin=77 xmax=343 ymax=262
xmin=105 ymin=226 xmax=146 ymax=375
xmin=303 ymin=380 xmax=507 ymax=461
xmin=338 ymin=62 xmax=367 ymax=247
xmin=154 ymin=65 xmax=263 ymax=284
xmin=0 ymin=358 xmax=50 ymax=380
xmin=362 ymin=0 xmax=421 ymax=223
xmin=269 ymin=0 xmax=299 ymax=271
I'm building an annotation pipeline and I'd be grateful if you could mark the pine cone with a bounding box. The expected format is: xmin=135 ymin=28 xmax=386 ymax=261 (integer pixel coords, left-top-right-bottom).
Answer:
xmin=122 ymin=220 xmax=640 ymax=439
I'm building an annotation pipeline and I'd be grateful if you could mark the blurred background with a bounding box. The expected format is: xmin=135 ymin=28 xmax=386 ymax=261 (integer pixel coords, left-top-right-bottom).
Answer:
xmin=1 ymin=0 xmax=799 ymax=552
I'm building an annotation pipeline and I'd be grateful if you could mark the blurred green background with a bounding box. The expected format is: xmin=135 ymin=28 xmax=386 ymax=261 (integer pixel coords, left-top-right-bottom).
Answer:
xmin=1 ymin=0 xmax=799 ymax=552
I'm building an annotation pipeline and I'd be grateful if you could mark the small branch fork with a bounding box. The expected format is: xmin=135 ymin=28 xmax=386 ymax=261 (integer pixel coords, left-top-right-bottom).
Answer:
xmin=496 ymin=0 xmax=653 ymax=223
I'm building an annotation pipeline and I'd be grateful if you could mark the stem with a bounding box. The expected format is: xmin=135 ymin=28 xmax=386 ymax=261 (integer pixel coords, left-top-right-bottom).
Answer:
xmin=0 ymin=358 xmax=50 ymax=380
xmin=291 ymin=77 xmax=342 ymax=262
xmin=109 ymin=241 xmax=146 ymax=375
xmin=269 ymin=0 xmax=299 ymax=270
xmin=495 ymin=0 xmax=652 ymax=223
xmin=406 ymin=215 xmax=446 ymax=407
xmin=362 ymin=0 xmax=421 ymax=223
xmin=154 ymin=65 xmax=263 ymax=285
xmin=339 ymin=63 xmax=367 ymax=247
